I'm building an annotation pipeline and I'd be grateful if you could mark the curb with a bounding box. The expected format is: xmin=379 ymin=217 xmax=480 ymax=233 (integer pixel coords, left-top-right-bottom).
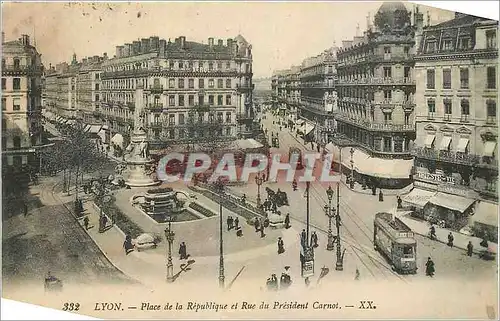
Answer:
xmin=411 ymin=230 xmax=486 ymax=255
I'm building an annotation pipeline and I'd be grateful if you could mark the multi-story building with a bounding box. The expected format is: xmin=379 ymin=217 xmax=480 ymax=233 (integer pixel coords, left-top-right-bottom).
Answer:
xmin=334 ymin=2 xmax=421 ymax=188
xmin=299 ymin=47 xmax=338 ymax=143
xmin=1 ymin=33 xmax=44 ymax=175
xmin=99 ymin=35 xmax=254 ymax=150
xmin=408 ymin=13 xmax=498 ymax=239
xmin=76 ymin=55 xmax=105 ymax=124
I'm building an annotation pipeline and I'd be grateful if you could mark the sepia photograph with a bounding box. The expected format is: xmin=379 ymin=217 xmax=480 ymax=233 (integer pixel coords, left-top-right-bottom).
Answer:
xmin=1 ymin=1 xmax=498 ymax=319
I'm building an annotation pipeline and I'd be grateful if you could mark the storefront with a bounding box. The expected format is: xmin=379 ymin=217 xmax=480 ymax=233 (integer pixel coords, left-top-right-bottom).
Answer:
xmin=402 ymin=188 xmax=436 ymax=216
xmin=324 ymin=144 xmax=413 ymax=189
xmin=472 ymin=201 xmax=498 ymax=243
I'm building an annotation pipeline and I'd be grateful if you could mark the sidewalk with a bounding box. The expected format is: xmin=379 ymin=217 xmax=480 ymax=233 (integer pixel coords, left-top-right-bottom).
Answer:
xmin=397 ymin=211 xmax=498 ymax=254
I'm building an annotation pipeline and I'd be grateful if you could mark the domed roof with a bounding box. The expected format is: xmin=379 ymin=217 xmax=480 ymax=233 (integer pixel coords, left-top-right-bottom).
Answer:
xmin=377 ymin=1 xmax=408 ymax=14
xmin=374 ymin=1 xmax=410 ymax=31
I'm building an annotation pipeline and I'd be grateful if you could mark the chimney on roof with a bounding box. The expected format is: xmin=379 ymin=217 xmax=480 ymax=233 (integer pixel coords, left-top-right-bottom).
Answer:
xmin=159 ymin=39 xmax=166 ymax=56
xmin=208 ymin=37 xmax=214 ymax=48
xmin=227 ymin=38 xmax=233 ymax=48
xmin=150 ymin=36 xmax=159 ymax=51
xmin=132 ymin=41 xmax=141 ymax=55
xmin=455 ymin=12 xmax=468 ymax=19
xmin=218 ymin=39 xmax=223 ymax=46
xmin=179 ymin=36 xmax=186 ymax=49
xmin=82 ymin=58 xmax=87 ymax=64
xmin=103 ymin=52 xmax=108 ymax=60
xmin=116 ymin=46 xmax=123 ymax=58
xmin=141 ymin=38 xmax=150 ymax=53
xmin=20 ymin=34 xmax=30 ymax=46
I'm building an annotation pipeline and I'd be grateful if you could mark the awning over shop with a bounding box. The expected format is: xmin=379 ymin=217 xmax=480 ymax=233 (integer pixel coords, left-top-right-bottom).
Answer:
xmin=472 ymin=201 xmax=498 ymax=228
xmin=89 ymin=125 xmax=102 ymax=134
xmin=55 ymin=116 xmax=63 ymax=123
xmin=111 ymin=133 xmax=124 ymax=148
xmin=84 ymin=124 xmax=91 ymax=132
xmin=429 ymin=192 xmax=476 ymax=213
xmin=402 ymin=188 xmax=436 ymax=208
xmin=296 ymin=119 xmax=305 ymax=126
xmin=439 ymin=136 xmax=452 ymax=151
xmin=424 ymin=134 xmax=435 ymax=148
xmin=456 ymin=138 xmax=469 ymax=153
xmin=303 ymin=123 xmax=315 ymax=136
xmin=483 ymin=141 xmax=497 ymax=157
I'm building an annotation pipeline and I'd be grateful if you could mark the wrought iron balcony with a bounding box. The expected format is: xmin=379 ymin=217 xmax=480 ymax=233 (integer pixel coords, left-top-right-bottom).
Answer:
xmin=412 ymin=147 xmax=498 ymax=170
xmin=2 ymin=65 xmax=43 ymax=76
xmin=147 ymin=103 xmax=164 ymax=112
xmin=334 ymin=112 xmax=414 ymax=132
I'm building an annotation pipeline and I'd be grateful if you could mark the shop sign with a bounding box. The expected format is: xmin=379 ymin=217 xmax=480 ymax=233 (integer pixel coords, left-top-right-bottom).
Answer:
xmin=302 ymin=260 xmax=314 ymax=278
xmin=416 ymin=171 xmax=456 ymax=184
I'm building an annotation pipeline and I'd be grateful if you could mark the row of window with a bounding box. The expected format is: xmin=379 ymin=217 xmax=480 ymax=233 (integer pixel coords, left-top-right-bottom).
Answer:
xmin=151 ymin=127 xmax=233 ymax=140
xmin=106 ymin=60 xmax=244 ymax=73
xmin=424 ymin=29 xmax=496 ymax=53
xmin=427 ymin=98 xmax=496 ymax=120
xmin=153 ymin=112 xmax=232 ymax=125
xmin=426 ymin=67 xmax=496 ymax=90
xmin=102 ymin=77 xmax=238 ymax=90
xmin=2 ymin=78 xmax=22 ymax=90
xmin=163 ymin=94 xmax=233 ymax=107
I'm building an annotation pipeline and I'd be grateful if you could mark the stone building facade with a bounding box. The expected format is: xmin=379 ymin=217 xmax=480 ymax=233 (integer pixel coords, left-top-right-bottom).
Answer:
xmin=1 ymin=33 xmax=44 ymax=173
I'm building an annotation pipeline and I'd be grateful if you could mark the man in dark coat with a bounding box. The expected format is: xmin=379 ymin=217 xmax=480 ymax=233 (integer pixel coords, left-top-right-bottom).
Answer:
xmin=467 ymin=241 xmax=473 ymax=257
xmin=234 ymin=217 xmax=239 ymax=230
xmin=260 ymin=220 xmax=266 ymax=238
xmin=23 ymin=203 xmax=28 ymax=217
xmin=277 ymin=237 xmax=285 ymax=254
xmin=447 ymin=232 xmax=454 ymax=248
xmin=123 ymin=235 xmax=134 ymax=255
xmin=179 ymin=242 xmax=188 ymax=260
xmin=397 ymin=195 xmax=402 ymax=209
xmin=311 ymin=231 xmax=319 ymax=248
xmin=83 ymin=216 xmax=89 ymax=230
xmin=284 ymin=213 xmax=291 ymax=229
xmin=300 ymin=229 xmax=307 ymax=248
xmin=378 ymin=189 xmax=384 ymax=202
xmin=425 ymin=257 xmax=435 ymax=277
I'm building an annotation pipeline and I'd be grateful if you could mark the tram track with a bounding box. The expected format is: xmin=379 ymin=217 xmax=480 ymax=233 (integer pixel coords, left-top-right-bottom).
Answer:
xmin=263 ymin=114 xmax=408 ymax=283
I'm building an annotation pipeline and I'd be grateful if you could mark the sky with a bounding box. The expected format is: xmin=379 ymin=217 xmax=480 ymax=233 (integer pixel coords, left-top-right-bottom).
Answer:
xmin=2 ymin=1 xmax=456 ymax=78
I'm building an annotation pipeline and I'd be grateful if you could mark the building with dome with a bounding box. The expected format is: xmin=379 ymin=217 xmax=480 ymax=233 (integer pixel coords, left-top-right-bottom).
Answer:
xmin=1 ymin=33 xmax=44 ymax=177
xmin=334 ymin=2 xmax=424 ymax=188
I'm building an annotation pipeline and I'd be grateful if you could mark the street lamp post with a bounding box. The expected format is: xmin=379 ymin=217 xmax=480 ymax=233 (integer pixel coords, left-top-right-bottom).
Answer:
xmin=324 ymin=186 xmax=335 ymax=251
xmin=255 ymin=173 xmax=264 ymax=208
xmin=216 ymin=180 xmax=225 ymax=289
xmin=349 ymin=147 xmax=355 ymax=188
xmin=165 ymin=218 xmax=175 ymax=283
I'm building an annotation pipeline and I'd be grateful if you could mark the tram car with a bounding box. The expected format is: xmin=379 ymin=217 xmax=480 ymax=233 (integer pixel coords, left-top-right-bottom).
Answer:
xmin=373 ymin=212 xmax=417 ymax=274
xmin=289 ymin=147 xmax=304 ymax=170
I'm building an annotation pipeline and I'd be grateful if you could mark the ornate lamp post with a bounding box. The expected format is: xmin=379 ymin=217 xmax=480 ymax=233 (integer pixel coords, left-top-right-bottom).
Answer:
xmin=255 ymin=173 xmax=264 ymax=208
xmin=165 ymin=217 xmax=175 ymax=283
xmin=324 ymin=186 xmax=336 ymax=251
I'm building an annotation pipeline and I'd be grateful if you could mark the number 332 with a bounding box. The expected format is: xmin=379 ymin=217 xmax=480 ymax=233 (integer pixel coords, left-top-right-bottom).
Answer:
xmin=62 ymin=303 xmax=80 ymax=311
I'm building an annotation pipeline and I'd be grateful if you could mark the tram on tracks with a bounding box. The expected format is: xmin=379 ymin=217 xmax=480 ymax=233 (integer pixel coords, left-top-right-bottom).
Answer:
xmin=373 ymin=212 xmax=417 ymax=274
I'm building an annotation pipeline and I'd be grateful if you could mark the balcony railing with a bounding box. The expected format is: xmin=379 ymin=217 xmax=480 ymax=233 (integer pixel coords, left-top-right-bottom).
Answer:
xmin=236 ymin=83 xmax=255 ymax=91
xmin=147 ymin=103 xmax=164 ymax=112
xmin=149 ymin=85 xmax=164 ymax=93
xmin=486 ymin=116 xmax=496 ymax=124
xmin=2 ymin=65 xmax=44 ymax=75
xmin=412 ymin=147 xmax=498 ymax=170
xmin=335 ymin=113 xmax=414 ymax=132
xmin=338 ymin=77 xmax=414 ymax=85
xmin=460 ymin=114 xmax=470 ymax=123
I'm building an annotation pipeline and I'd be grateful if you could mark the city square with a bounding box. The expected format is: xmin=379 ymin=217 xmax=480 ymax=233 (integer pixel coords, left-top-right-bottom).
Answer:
xmin=1 ymin=1 xmax=498 ymax=319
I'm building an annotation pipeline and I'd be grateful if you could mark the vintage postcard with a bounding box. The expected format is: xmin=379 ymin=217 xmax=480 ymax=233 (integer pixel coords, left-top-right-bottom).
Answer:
xmin=1 ymin=1 xmax=498 ymax=319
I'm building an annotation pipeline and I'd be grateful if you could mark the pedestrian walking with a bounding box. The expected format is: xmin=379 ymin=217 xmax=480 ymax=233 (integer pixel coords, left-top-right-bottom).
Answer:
xmin=425 ymin=257 xmax=435 ymax=277
xmin=467 ymin=241 xmax=473 ymax=257
xmin=316 ymin=144 xmax=320 ymax=153
xmin=260 ymin=222 xmax=266 ymax=238
xmin=311 ymin=231 xmax=319 ymax=248
xmin=179 ymin=242 xmax=188 ymax=260
xmin=447 ymin=232 xmax=454 ymax=247
xmin=254 ymin=218 xmax=260 ymax=232
xmin=277 ymin=237 xmax=285 ymax=254
xmin=292 ymin=179 xmax=297 ymax=191
xmin=300 ymin=229 xmax=307 ymax=248
xmin=227 ymin=216 xmax=233 ymax=231
xmin=234 ymin=217 xmax=239 ymax=230
xmin=83 ymin=216 xmax=89 ymax=230
xmin=397 ymin=195 xmax=402 ymax=209
xmin=355 ymin=268 xmax=360 ymax=280
xmin=378 ymin=189 xmax=384 ymax=202
xmin=284 ymin=213 xmax=291 ymax=229
xmin=123 ymin=235 xmax=134 ymax=255
xmin=23 ymin=203 xmax=28 ymax=217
